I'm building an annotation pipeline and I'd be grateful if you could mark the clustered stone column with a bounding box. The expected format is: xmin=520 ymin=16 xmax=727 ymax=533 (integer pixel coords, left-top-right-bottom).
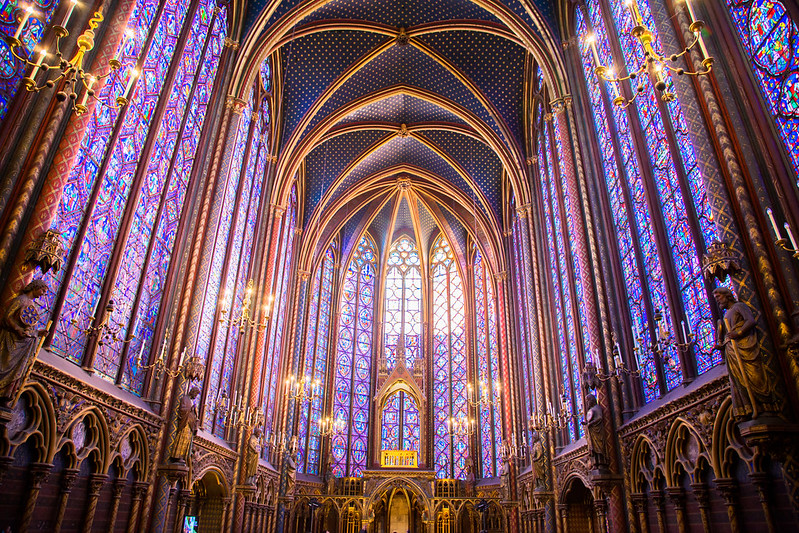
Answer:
xmin=81 ymin=473 xmax=107 ymax=533
xmin=127 ymin=481 xmax=149 ymax=533
xmin=52 ymin=468 xmax=79 ymax=533
xmin=19 ymin=462 xmax=51 ymax=532
xmin=631 ymin=493 xmax=650 ymax=533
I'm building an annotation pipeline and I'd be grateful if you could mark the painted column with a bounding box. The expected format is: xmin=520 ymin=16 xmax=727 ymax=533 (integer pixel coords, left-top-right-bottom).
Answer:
xmin=108 ymin=478 xmax=127 ymax=532
xmin=81 ymin=473 xmax=107 ymax=533
xmin=19 ymin=462 xmax=51 ymax=532
xmin=127 ymin=481 xmax=149 ymax=533
xmin=52 ymin=468 xmax=79 ymax=533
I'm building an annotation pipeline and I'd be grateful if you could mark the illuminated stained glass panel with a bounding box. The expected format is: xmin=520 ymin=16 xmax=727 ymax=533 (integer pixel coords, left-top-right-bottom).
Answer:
xmin=474 ymin=246 xmax=502 ymax=477
xmin=0 ymin=0 xmax=60 ymax=118
xmin=332 ymin=235 xmax=375 ymax=477
xmin=432 ymin=235 xmax=468 ymax=480
xmin=726 ymin=0 xmax=798 ymax=177
xmin=380 ymin=391 xmax=420 ymax=453
xmin=577 ymin=6 xmax=675 ymax=402
xmin=384 ymin=237 xmax=421 ymax=369
xmin=297 ymin=243 xmax=335 ymax=475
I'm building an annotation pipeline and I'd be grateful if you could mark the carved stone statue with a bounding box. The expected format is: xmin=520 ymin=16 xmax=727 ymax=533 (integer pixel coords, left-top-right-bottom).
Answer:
xmin=584 ymin=394 xmax=609 ymax=471
xmin=464 ymin=455 xmax=476 ymax=497
xmin=244 ymin=427 xmax=262 ymax=485
xmin=0 ymin=280 xmax=48 ymax=403
xmin=170 ymin=386 xmax=200 ymax=463
xmin=323 ymin=452 xmax=337 ymax=495
xmin=499 ymin=452 xmax=511 ymax=500
xmin=713 ymin=287 xmax=782 ymax=420
xmin=530 ymin=431 xmax=546 ymax=489
xmin=285 ymin=436 xmax=298 ymax=493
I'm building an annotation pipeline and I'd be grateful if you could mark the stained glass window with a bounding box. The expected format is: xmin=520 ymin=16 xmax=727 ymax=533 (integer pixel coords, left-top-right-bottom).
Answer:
xmin=37 ymin=0 xmax=227 ymax=394
xmin=576 ymin=0 xmax=718 ymax=403
xmin=332 ymin=234 xmax=376 ymax=477
xmin=432 ymin=235 xmax=468 ymax=480
xmin=380 ymin=391 xmax=420 ymax=453
xmin=297 ymin=242 xmax=336 ymax=475
xmin=726 ymin=0 xmax=798 ymax=177
xmin=384 ymin=236 xmax=422 ymax=369
xmin=473 ymin=245 xmax=502 ymax=477
xmin=537 ymin=103 xmax=584 ymax=439
xmin=0 ymin=0 xmax=61 ymax=118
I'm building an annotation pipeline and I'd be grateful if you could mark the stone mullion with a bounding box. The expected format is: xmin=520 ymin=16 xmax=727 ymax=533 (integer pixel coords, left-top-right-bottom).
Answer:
xmin=1 ymin=0 xmax=137 ymax=303
xmin=81 ymin=473 xmax=107 ymax=533
xmin=81 ymin=0 xmax=204 ymax=373
xmin=671 ymin=0 xmax=797 ymax=394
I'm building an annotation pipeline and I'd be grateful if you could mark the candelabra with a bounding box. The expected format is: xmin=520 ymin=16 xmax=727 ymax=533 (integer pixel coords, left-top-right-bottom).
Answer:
xmin=583 ymin=336 xmax=642 ymax=385
xmin=72 ymin=298 xmax=135 ymax=347
xmin=766 ymin=208 xmax=799 ymax=259
xmin=500 ymin=433 xmax=528 ymax=460
xmin=4 ymin=3 xmax=139 ymax=115
xmin=466 ymin=379 xmax=501 ymax=408
xmin=214 ymin=390 xmax=263 ymax=430
xmin=584 ymin=0 xmax=712 ymax=108
xmin=219 ymin=280 xmax=273 ymax=334
xmin=318 ymin=415 xmax=345 ymax=437
xmin=138 ymin=339 xmax=203 ymax=381
xmin=447 ymin=415 xmax=476 ymax=437
xmin=530 ymin=394 xmax=573 ymax=434
xmin=285 ymin=374 xmax=322 ymax=404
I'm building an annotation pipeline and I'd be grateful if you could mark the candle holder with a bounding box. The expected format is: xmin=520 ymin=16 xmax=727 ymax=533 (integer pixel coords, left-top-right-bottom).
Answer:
xmin=214 ymin=390 xmax=263 ymax=430
xmin=219 ymin=279 xmax=273 ymax=334
xmin=584 ymin=0 xmax=713 ymax=108
xmin=318 ymin=415 xmax=345 ymax=437
xmin=466 ymin=379 xmax=501 ymax=408
xmin=71 ymin=298 xmax=135 ymax=348
xmin=138 ymin=343 xmax=198 ymax=380
xmin=500 ymin=436 xmax=527 ymax=461
xmin=4 ymin=4 xmax=139 ymax=115
xmin=284 ymin=374 xmax=322 ymax=404
xmin=447 ymin=415 xmax=476 ymax=437
xmin=766 ymin=208 xmax=799 ymax=260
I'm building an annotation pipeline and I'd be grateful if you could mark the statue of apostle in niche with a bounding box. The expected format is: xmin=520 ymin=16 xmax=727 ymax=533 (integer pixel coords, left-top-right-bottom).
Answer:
xmin=713 ymin=287 xmax=782 ymax=420
xmin=584 ymin=394 xmax=609 ymax=471
xmin=0 ymin=280 xmax=48 ymax=404
xmin=530 ymin=431 xmax=546 ymax=489
xmin=170 ymin=386 xmax=200 ymax=464
xmin=244 ymin=427 xmax=262 ymax=485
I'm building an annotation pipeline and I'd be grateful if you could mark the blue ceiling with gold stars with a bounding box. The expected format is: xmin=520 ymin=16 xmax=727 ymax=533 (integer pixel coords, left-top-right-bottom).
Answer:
xmin=248 ymin=0 xmax=558 ymax=267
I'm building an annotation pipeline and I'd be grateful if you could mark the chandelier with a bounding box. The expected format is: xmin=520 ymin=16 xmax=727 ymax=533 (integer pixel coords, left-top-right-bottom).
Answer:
xmin=584 ymin=0 xmax=713 ymax=108
xmin=5 ymin=3 xmax=138 ymax=115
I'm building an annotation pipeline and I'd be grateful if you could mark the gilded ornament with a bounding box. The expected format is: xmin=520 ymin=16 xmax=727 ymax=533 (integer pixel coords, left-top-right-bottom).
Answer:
xmin=25 ymin=229 xmax=65 ymax=275
xmin=701 ymin=241 xmax=741 ymax=282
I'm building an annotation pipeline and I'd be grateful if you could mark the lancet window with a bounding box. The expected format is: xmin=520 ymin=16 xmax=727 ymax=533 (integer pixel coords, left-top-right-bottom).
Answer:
xmin=575 ymin=0 xmax=719 ymax=403
xmin=332 ymin=234 xmax=376 ymax=477
xmin=725 ymin=0 xmax=799 ymax=177
xmin=35 ymin=0 xmax=227 ymax=394
xmin=297 ymin=241 xmax=336 ymax=475
xmin=432 ymin=235 xmax=468 ymax=480
xmin=384 ymin=236 xmax=422 ymax=369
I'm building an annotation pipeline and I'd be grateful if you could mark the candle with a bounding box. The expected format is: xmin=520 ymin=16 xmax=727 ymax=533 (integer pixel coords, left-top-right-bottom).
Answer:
xmin=785 ymin=223 xmax=799 ymax=251
xmin=29 ymin=49 xmax=47 ymax=79
xmin=683 ymin=0 xmax=698 ymax=24
xmin=681 ymin=320 xmax=688 ymax=343
xmin=614 ymin=352 xmax=622 ymax=369
xmin=60 ymin=0 xmax=78 ymax=29
xmin=586 ymin=33 xmax=601 ymax=68
xmin=625 ymin=0 xmax=643 ymax=24
xmin=123 ymin=68 xmax=139 ymax=100
xmin=766 ymin=208 xmax=783 ymax=240
xmin=14 ymin=5 xmax=34 ymax=40
xmin=113 ymin=29 xmax=133 ymax=65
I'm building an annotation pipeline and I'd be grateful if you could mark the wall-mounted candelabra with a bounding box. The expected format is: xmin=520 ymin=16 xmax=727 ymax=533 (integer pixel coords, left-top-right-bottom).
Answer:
xmin=466 ymin=379 xmax=501 ymax=408
xmin=766 ymin=208 xmax=799 ymax=260
xmin=138 ymin=339 xmax=204 ymax=381
xmin=72 ymin=298 xmax=135 ymax=347
xmin=285 ymin=374 xmax=322 ymax=404
xmin=530 ymin=395 xmax=573 ymax=434
xmin=219 ymin=280 xmax=273 ymax=334
xmin=4 ymin=3 xmax=139 ymax=115
xmin=500 ymin=433 xmax=528 ymax=460
xmin=214 ymin=390 xmax=263 ymax=430
xmin=583 ymin=336 xmax=642 ymax=385
xmin=447 ymin=415 xmax=476 ymax=437
xmin=638 ymin=305 xmax=696 ymax=361
xmin=318 ymin=415 xmax=345 ymax=437
xmin=584 ymin=0 xmax=712 ymax=108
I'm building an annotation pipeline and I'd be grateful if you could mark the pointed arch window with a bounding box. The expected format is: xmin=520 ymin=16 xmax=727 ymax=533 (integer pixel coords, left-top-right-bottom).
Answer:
xmin=297 ymin=241 xmax=336 ymax=475
xmin=332 ymin=234 xmax=376 ymax=477
xmin=432 ymin=235 xmax=468 ymax=480
xmin=725 ymin=0 xmax=798 ymax=176
xmin=384 ymin=236 xmax=422 ymax=370
xmin=575 ymin=0 xmax=719 ymax=403
xmin=35 ymin=0 xmax=227 ymax=394
xmin=472 ymin=245 xmax=502 ymax=477
xmin=381 ymin=390 xmax=420 ymax=453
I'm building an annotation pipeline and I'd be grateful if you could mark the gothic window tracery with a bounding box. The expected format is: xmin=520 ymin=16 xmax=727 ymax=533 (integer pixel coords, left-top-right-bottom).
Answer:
xmin=384 ymin=236 xmax=422 ymax=370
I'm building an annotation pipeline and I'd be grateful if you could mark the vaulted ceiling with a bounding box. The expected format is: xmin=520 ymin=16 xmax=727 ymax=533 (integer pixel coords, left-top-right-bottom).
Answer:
xmin=232 ymin=0 xmax=567 ymax=274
